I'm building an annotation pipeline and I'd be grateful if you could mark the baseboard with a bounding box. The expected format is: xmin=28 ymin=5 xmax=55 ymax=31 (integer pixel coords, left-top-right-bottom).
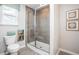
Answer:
xmin=56 ymin=48 xmax=62 ymax=55
xmin=56 ymin=48 xmax=78 ymax=55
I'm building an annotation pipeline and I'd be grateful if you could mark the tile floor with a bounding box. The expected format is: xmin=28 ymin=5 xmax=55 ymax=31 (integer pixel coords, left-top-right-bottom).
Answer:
xmin=18 ymin=47 xmax=39 ymax=55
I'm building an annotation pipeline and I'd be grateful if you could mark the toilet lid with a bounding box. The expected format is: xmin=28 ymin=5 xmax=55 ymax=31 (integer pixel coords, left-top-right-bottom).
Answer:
xmin=8 ymin=44 xmax=20 ymax=50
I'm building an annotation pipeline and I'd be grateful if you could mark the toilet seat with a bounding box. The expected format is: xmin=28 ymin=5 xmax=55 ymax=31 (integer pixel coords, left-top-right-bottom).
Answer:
xmin=7 ymin=44 xmax=20 ymax=53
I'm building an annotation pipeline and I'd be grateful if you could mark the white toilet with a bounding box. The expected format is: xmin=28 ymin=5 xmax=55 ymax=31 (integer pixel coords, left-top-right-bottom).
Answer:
xmin=4 ymin=35 xmax=20 ymax=55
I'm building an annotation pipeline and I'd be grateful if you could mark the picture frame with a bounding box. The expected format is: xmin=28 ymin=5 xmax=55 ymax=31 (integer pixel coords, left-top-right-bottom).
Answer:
xmin=67 ymin=21 xmax=79 ymax=31
xmin=66 ymin=9 xmax=79 ymax=21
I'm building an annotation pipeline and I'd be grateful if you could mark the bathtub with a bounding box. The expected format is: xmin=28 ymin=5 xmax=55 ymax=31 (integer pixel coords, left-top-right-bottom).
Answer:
xmin=27 ymin=41 xmax=49 ymax=55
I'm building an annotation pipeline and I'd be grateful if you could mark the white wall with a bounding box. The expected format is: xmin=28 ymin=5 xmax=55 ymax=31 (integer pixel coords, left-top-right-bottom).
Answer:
xmin=54 ymin=4 xmax=60 ymax=54
xmin=50 ymin=4 xmax=55 ymax=55
xmin=60 ymin=4 xmax=79 ymax=54
xmin=0 ymin=25 xmax=18 ymax=37
xmin=50 ymin=4 xmax=60 ymax=55
xmin=18 ymin=5 xmax=25 ymax=30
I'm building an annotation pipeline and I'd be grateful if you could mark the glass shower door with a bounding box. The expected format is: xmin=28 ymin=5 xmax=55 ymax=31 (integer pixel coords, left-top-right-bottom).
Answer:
xmin=36 ymin=5 xmax=50 ymax=53
xmin=26 ymin=5 xmax=50 ymax=53
xmin=26 ymin=6 xmax=35 ymax=47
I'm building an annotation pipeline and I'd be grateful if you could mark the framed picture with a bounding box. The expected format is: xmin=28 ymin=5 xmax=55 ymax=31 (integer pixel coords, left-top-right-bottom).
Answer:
xmin=67 ymin=9 xmax=79 ymax=21
xmin=67 ymin=21 xmax=79 ymax=31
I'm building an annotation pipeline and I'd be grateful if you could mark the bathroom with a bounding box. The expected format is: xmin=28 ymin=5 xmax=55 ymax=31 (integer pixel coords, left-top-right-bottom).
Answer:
xmin=0 ymin=4 xmax=54 ymax=55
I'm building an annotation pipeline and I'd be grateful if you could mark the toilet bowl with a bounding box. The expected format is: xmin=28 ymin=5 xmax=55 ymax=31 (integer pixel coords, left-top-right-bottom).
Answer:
xmin=4 ymin=35 xmax=20 ymax=55
xmin=7 ymin=43 xmax=20 ymax=54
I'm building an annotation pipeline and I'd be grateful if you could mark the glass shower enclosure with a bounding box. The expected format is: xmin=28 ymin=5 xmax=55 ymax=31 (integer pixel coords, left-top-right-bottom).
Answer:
xmin=26 ymin=5 xmax=50 ymax=53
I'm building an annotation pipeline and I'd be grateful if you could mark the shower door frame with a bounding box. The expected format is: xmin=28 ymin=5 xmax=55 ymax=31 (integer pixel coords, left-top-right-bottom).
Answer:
xmin=26 ymin=5 xmax=54 ymax=54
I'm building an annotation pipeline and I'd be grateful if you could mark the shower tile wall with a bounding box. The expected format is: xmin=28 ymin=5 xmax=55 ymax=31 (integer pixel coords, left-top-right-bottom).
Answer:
xmin=26 ymin=6 xmax=35 ymax=43
xmin=36 ymin=5 xmax=50 ymax=44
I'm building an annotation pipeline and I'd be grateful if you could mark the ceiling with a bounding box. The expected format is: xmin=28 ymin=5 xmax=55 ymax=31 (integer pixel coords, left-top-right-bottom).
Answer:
xmin=26 ymin=4 xmax=40 ymax=9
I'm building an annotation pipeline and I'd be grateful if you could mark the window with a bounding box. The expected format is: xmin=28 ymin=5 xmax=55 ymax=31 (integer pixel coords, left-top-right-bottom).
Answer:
xmin=0 ymin=5 xmax=18 ymax=25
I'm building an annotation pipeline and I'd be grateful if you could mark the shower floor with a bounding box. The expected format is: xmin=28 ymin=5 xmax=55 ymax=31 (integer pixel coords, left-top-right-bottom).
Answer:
xmin=29 ymin=41 xmax=49 ymax=52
